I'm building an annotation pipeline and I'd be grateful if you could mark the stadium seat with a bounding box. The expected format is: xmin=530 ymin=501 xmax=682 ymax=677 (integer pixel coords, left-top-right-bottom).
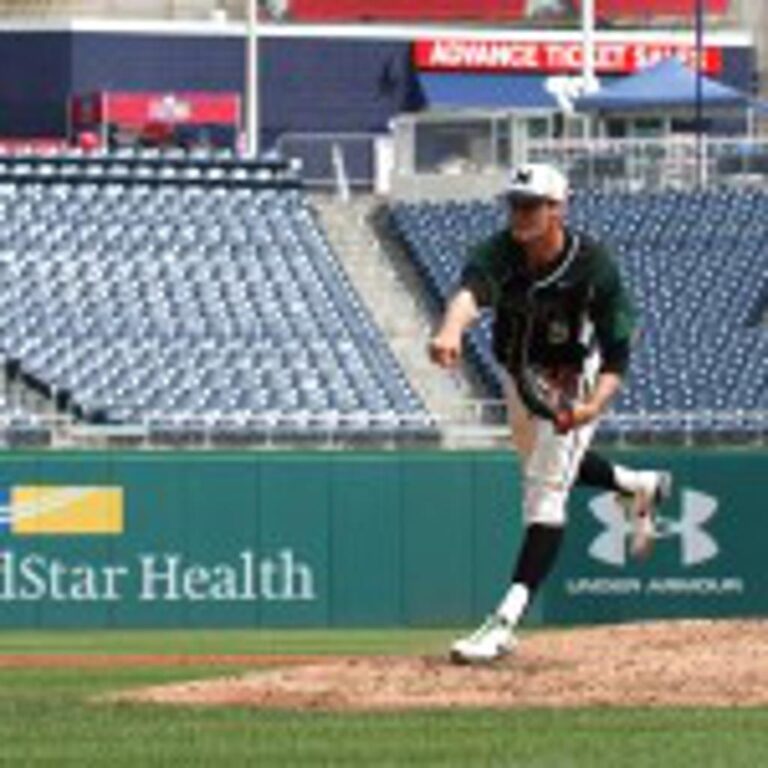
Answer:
xmin=389 ymin=188 xmax=768 ymax=442
xmin=0 ymin=159 xmax=437 ymax=445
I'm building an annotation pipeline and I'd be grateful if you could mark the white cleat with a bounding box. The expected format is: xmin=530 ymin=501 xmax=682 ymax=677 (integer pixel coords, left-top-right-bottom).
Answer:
xmin=619 ymin=471 xmax=673 ymax=560
xmin=450 ymin=615 xmax=517 ymax=665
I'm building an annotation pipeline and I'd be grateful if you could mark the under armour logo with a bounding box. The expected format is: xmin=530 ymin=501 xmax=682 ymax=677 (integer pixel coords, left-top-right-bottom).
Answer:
xmin=588 ymin=489 xmax=719 ymax=568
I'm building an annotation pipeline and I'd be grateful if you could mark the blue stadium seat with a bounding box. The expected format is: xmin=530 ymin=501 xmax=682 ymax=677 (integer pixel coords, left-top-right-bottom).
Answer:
xmin=389 ymin=188 xmax=768 ymax=442
xmin=0 ymin=163 xmax=436 ymax=444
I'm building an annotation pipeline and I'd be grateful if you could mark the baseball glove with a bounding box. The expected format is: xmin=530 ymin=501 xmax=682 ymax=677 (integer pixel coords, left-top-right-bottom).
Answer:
xmin=516 ymin=365 xmax=578 ymax=434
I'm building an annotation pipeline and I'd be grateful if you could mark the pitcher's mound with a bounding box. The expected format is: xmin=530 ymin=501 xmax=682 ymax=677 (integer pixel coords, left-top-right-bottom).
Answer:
xmin=116 ymin=620 xmax=768 ymax=711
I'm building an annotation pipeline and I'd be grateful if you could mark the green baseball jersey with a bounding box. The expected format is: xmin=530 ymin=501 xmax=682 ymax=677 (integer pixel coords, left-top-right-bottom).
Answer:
xmin=461 ymin=228 xmax=636 ymax=377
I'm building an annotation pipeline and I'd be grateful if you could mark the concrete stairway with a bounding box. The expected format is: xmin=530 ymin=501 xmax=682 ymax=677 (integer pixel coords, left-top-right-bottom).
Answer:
xmin=311 ymin=193 xmax=500 ymax=443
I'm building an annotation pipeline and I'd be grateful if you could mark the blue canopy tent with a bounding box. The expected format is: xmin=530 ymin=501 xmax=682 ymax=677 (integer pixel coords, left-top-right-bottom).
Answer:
xmin=574 ymin=57 xmax=754 ymax=115
xmin=572 ymin=58 xmax=764 ymax=186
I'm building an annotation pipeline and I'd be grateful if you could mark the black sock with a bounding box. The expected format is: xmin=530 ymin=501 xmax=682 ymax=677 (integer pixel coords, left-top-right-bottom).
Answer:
xmin=512 ymin=523 xmax=564 ymax=594
xmin=576 ymin=450 xmax=622 ymax=492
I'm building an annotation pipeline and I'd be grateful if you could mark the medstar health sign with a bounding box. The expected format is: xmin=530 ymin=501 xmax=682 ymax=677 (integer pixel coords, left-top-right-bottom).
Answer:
xmin=0 ymin=452 xmax=522 ymax=628
xmin=0 ymin=485 xmax=315 ymax=614
xmin=545 ymin=450 xmax=768 ymax=623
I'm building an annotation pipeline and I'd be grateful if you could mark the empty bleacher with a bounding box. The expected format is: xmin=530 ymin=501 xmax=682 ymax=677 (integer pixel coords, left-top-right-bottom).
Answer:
xmin=388 ymin=189 xmax=768 ymax=442
xmin=0 ymin=152 xmax=437 ymax=446
xmin=0 ymin=389 xmax=52 ymax=448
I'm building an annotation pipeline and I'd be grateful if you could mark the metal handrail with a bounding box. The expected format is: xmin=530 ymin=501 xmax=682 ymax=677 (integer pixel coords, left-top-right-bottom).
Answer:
xmin=1 ymin=405 xmax=766 ymax=450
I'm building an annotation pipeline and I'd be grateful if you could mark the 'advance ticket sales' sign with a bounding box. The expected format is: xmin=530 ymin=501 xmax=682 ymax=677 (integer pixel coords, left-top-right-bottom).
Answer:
xmin=414 ymin=39 xmax=723 ymax=75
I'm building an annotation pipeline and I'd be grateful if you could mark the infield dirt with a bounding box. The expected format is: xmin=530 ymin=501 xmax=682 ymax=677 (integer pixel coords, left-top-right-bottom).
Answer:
xmin=109 ymin=619 xmax=768 ymax=710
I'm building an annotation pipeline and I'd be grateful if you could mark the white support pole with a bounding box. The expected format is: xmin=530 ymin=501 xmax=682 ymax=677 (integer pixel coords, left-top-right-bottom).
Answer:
xmin=581 ymin=0 xmax=598 ymax=94
xmin=245 ymin=0 xmax=260 ymax=158
xmin=331 ymin=142 xmax=351 ymax=203
xmin=695 ymin=0 xmax=705 ymax=187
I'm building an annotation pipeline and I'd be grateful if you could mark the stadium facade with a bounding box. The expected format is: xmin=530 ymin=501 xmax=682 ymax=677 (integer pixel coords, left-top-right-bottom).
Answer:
xmin=0 ymin=21 xmax=755 ymax=144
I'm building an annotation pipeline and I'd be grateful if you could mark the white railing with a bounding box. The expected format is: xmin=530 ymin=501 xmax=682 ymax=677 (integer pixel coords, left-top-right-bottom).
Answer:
xmin=390 ymin=135 xmax=768 ymax=201
xmin=1 ymin=406 xmax=766 ymax=450
xmin=275 ymin=132 xmax=380 ymax=189
xmin=527 ymin=135 xmax=768 ymax=192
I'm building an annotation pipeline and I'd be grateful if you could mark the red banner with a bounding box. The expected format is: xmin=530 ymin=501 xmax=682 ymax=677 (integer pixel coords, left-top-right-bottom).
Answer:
xmin=72 ymin=92 xmax=241 ymax=129
xmin=291 ymin=0 xmax=729 ymax=21
xmin=414 ymin=40 xmax=723 ymax=75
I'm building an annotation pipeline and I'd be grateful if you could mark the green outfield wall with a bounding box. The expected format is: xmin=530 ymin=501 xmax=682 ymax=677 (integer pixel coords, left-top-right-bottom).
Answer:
xmin=0 ymin=452 xmax=521 ymax=628
xmin=0 ymin=449 xmax=764 ymax=628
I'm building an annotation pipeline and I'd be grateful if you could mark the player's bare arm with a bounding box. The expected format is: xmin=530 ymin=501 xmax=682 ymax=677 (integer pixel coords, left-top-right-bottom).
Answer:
xmin=428 ymin=288 xmax=479 ymax=368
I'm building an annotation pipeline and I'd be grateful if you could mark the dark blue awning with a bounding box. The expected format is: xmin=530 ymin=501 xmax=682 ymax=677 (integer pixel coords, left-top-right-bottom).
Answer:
xmin=419 ymin=73 xmax=560 ymax=111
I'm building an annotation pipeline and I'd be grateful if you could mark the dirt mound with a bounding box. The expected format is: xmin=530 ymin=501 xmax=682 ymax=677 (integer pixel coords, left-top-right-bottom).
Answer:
xmin=115 ymin=620 xmax=768 ymax=711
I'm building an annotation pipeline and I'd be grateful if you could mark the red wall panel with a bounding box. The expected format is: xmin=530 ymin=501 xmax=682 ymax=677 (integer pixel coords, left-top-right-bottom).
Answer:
xmin=291 ymin=0 xmax=729 ymax=21
xmin=291 ymin=0 xmax=524 ymax=21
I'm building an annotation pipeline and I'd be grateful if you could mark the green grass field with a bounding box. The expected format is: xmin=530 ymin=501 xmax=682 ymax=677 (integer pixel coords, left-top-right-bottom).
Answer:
xmin=0 ymin=629 xmax=767 ymax=767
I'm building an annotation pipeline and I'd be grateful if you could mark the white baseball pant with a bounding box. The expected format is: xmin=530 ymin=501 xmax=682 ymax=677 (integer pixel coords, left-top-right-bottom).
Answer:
xmin=504 ymin=353 xmax=601 ymax=526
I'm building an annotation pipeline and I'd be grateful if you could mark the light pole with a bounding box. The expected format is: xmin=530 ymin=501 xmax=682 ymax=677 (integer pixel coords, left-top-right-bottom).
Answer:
xmin=245 ymin=0 xmax=260 ymax=158
xmin=581 ymin=0 xmax=598 ymax=94
xmin=579 ymin=0 xmax=599 ymax=145
xmin=695 ymin=0 xmax=705 ymax=186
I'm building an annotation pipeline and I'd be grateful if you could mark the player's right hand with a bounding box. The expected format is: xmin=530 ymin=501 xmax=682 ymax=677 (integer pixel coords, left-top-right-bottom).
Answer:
xmin=428 ymin=330 xmax=462 ymax=368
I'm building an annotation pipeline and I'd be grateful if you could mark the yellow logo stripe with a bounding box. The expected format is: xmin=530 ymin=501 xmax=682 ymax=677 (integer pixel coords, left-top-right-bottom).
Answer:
xmin=11 ymin=487 xmax=123 ymax=535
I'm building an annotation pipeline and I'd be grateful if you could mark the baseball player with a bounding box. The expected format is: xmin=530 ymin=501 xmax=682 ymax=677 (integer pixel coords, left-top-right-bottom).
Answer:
xmin=429 ymin=162 xmax=672 ymax=664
